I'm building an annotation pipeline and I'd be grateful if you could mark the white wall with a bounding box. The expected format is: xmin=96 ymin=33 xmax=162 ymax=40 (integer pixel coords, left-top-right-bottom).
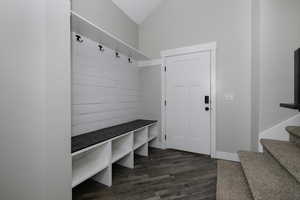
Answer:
xmin=45 ymin=0 xmax=72 ymax=199
xmin=139 ymin=66 xmax=162 ymax=141
xmin=72 ymin=0 xmax=139 ymax=48
xmin=258 ymin=0 xmax=300 ymax=133
xmin=72 ymin=34 xmax=142 ymax=136
xmin=139 ymin=0 xmax=252 ymax=153
xmin=0 ymin=0 xmax=71 ymax=200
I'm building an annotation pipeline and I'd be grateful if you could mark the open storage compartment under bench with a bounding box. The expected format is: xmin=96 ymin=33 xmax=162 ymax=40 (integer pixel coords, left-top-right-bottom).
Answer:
xmin=111 ymin=133 xmax=133 ymax=163
xmin=134 ymin=127 xmax=148 ymax=150
xmin=71 ymin=119 xmax=158 ymax=188
xmin=72 ymin=141 xmax=110 ymax=188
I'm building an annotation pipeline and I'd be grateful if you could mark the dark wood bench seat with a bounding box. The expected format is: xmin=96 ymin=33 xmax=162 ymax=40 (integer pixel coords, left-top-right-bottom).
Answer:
xmin=71 ymin=119 xmax=157 ymax=153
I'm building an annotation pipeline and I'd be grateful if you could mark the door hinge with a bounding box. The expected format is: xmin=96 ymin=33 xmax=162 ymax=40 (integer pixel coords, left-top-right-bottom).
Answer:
xmin=164 ymin=100 xmax=167 ymax=106
xmin=164 ymin=66 xmax=167 ymax=72
xmin=165 ymin=135 xmax=167 ymax=140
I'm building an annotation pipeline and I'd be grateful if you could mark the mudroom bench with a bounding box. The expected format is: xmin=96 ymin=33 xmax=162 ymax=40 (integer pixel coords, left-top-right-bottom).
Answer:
xmin=71 ymin=119 xmax=159 ymax=188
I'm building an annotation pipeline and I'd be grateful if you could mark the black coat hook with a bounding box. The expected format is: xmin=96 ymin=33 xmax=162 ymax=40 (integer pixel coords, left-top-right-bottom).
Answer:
xmin=98 ymin=44 xmax=104 ymax=52
xmin=128 ymin=58 xmax=133 ymax=63
xmin=115 ymin=52 xmax=120 ymax=58
xmin=75 ymin=35 xmax=83 ymax=43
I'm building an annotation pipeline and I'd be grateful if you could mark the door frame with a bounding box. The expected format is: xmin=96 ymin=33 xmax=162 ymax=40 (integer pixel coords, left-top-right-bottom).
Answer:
xmin=160 ymin=42 xmax=217 ymax=158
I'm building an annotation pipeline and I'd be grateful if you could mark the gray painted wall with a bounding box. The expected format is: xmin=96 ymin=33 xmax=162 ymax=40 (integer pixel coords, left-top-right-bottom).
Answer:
xmin=0 ymin=0 xmax=71 ymax=199
xmin=72 ymin=0 xmax=139 ymax=48
xmin=139 ymin=66 xmax=162 ymax=141
xmin=45 ymin=0 xmax=72 ymax=199
xmin=71 ymin=34 xmax=141 ymax=136
xmin=251 ymin=0 xmax=261 ymax=151
xmin=258 ymin=0 xmax=300 ymax=132
xmin=139 ymin=0 xmax=252 ymax=153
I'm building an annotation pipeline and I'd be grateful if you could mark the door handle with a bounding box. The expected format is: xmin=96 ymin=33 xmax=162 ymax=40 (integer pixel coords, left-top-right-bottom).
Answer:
xmin=204 ymin=96 xmax=210 ymax=104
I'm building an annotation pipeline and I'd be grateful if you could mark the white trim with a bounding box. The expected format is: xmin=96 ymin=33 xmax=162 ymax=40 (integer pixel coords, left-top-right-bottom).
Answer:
xmin=160 ymin=42 xmax=217 ymax=158
xmin=161 ymin=42 xmax=217 ymax=57
xmin=161 ymin=62 xmax=167 ymax=150
xmin=137 ymin=59 xmax=163 ymax=67
xmin=72 ymin=140 xmax=109 ymax=157
xmin=210 ymin=48 xmax=217 ymax=158
xmin=216 ymin=151 xmax=240 ymax=162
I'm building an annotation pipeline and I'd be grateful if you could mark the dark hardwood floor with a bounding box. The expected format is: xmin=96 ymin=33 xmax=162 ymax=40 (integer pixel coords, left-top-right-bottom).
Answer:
xmin=73 ymin=148 xmax=217 ymax=200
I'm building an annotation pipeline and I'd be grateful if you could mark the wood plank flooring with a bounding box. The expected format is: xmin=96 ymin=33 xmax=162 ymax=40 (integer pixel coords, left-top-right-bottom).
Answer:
xmin=73 ymin=148 xmax=217 ymax=200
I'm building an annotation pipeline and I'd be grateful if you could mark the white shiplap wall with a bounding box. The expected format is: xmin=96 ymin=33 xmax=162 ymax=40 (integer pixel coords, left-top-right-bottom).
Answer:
xmin=72 ymin=33 xmax=142 ymax=136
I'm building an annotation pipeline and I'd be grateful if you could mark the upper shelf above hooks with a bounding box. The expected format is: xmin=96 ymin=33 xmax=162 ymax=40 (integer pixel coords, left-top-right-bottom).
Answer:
xmin=71 ymin=11 xmax=149 ymax=61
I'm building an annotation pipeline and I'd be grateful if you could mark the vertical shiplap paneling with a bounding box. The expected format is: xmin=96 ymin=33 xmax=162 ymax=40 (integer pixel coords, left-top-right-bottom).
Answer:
xmin=72 ymin=33 xmax=142 ymax=136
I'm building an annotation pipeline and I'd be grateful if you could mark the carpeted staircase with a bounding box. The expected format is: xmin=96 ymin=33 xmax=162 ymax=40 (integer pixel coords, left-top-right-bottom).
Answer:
xmin=217 ymin=126 xmax=300 ymax=200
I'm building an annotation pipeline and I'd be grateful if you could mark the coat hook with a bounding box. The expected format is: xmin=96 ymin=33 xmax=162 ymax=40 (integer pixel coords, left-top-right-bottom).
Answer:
xmin=98 ymin=44 xmax=104 ymax=52
xmin=75 ymin=35 xmax=83 ymax=43
xmin=128 ymin=57 xmax=133 ymax=63
xmin=115 ymin=52 xmax=120 ymax=58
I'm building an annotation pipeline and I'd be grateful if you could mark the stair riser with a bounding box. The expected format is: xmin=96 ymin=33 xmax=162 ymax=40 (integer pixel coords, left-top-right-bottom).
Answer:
xmin=290 ymin=135 xmax=300 ymax=147
xmin=262 ymin=147 xmax=291 ymax=174
xmin=262 ymin=147 xmax=276 ymax=162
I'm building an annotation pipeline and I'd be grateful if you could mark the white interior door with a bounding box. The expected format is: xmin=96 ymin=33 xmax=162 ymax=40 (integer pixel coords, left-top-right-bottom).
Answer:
xmin=165 ymin=51 xmax=211 ymax=155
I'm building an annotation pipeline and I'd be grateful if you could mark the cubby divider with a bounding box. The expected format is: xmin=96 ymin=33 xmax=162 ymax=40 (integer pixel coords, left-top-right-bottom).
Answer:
xmin=116 ymin=151 xmax=134 ymax=169
xmin=135 ymin=143 xmax=148 ymax=157
xmin=93 ymin=166 xmax=112 ymax=187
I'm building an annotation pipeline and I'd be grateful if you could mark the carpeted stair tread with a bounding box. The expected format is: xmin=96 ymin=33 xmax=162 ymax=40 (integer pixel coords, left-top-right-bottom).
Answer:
xmin=217 ymin=160 xmax=253 ymax=200
xmin=286 ymin=126 xmax=300 ymax=138
xmin=238 ymin=151 xmax=300 ymax=200
xmin=261 ymin=139 xmax=300 ymax=183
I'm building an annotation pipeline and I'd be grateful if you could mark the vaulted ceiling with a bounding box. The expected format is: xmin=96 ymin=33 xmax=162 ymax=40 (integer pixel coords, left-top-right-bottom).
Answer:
xmin=111 ymin=0 xmax=163 ymax=24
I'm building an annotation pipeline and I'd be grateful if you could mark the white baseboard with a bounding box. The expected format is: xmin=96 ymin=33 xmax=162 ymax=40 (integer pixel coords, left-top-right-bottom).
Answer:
xmin=258 ymin=114 xmax=300 ymax=152
xmin=215 ymin=151 xmax=240 ymax=162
